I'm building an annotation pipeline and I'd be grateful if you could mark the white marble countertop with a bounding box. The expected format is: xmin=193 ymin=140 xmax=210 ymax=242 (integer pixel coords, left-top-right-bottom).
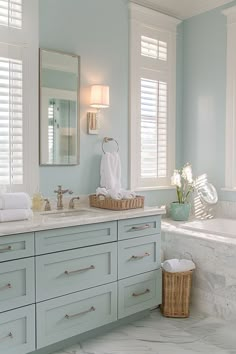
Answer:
xmin=0 ymin=205 xmax=166 ymax=237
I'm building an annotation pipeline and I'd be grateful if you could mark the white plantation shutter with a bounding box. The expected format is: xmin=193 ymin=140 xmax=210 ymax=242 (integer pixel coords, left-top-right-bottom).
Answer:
xmin=141 ymin=36 xmax=167 ymax=61
xmin=141 ymin=78 xmax=168 ymax=180
xmin=130 ymin=4 xmax=179 ymax=189
xmin=0 ymin=53 xmax=23 ymax=185
xmin=0 ymin=0 xmax=39 ymax=194
xmin=0 ymin=0 xmax=22 ymax=29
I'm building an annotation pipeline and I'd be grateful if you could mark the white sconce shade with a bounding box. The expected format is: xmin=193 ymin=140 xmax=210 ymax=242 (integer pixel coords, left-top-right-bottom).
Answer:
xmin=90 ymin=85 xmax=110 ymax=108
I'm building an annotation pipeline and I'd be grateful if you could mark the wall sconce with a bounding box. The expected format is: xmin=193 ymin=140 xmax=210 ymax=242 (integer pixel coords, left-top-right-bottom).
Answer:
xmin=87 ymin=85 xmax=110 ymax=134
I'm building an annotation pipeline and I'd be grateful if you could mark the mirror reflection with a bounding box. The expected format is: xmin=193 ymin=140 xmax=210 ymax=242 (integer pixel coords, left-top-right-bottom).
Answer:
xmin=39 ymin=49 xmax=80 ymax=165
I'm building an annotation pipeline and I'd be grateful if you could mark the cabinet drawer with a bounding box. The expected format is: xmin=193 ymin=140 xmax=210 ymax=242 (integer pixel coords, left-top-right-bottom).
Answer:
xmin=0 ymin=233 xmax=34 ymax=262
xmin=118 ymin=235 xmax=161 ymax=279
xmin=36 ymin=283 xmax=117 ymax=348
xmin=118 ymin=270 xmax=162 ymax=319
xmin=35 ymin=221 xmax=117 ymax=254
xmin=0 ymin=258 xmax=35 ymax=313
xmin=0 ymin=305 xmax=35 ymax=354
xmin=118 ymin=216 xmax=161 ymax=240
xmin=36 ymin=243 xmax=117 ymax=302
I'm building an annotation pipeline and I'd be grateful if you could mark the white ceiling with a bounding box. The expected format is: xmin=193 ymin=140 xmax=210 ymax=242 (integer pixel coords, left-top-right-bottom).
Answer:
xmin=131 ymin=0 xmax=234 ymax=19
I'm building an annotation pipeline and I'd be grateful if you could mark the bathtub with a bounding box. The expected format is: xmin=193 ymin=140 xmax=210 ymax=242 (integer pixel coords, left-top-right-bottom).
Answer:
xmin=180 ymin=218 xmax=236 ymax=238
xmin=162 ymin=217 xmax=236 ymax=320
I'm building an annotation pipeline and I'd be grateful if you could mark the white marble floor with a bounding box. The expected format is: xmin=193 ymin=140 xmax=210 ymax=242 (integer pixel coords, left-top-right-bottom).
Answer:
xmin=54 ymin=309 xmax=236 ymax=354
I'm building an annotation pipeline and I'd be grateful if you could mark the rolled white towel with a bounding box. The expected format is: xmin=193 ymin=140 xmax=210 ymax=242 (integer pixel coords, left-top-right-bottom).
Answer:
xmin=0 ymin=193 xmax=31 ymax=210
xmin=162 ymin=259 xmax=196 ymax=273
xmin=96 ymin=187 xmax=109 ymax=197
xmin=121 ymin=189 xmax=136 ymax=199
xmin=109 ymin=189 xmax=123 ymax=200
xmin=0 ymin=209 xmax=33 ymax=223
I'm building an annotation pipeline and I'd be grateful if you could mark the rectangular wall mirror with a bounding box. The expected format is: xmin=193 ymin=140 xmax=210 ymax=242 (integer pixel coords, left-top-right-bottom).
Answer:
xmin=39 ymin=49 xmax=80 ymax=165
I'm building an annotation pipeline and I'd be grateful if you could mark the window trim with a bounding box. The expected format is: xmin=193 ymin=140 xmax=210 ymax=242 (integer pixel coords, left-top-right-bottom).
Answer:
xmin=0 ymin=0 xmax=39 ymax=195
xmin=223 ymin=6 xmax=236 ymax=190
xmin=129 ymin=3 xmax=181 ymax=191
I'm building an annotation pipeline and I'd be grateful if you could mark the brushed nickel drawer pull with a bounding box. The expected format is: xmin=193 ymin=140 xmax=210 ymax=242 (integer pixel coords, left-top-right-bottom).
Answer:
xmin=0 ymin=283 xmax=12 ymax=291
xmin=0 ymin=246 xmax=12 ymax=253
xmin=64 ymin=265 xmax=95 ymax=275
xmin=131 ymin=224 xmax=150 ymax=231
xmin=132 ymin=289 xmax=150 ymax=297
xmin=130 ymin=252 xmax=150 ymax=260
xmin=0 ymin=332 xmax=13 ymax=342
xmin=65 ymin=306 xmax=95 ymax=319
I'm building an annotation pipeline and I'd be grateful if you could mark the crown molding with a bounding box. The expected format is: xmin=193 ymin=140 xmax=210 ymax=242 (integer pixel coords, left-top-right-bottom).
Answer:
xmin=222 ymin=5 xmax=236 ymax=24
xmin=130 ymin=0 xmax=234 ymax=20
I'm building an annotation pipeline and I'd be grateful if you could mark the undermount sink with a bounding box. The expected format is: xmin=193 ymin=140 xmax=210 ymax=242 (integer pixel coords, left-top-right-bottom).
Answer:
xmin=41 ymin=208 xmax=100 ymax=219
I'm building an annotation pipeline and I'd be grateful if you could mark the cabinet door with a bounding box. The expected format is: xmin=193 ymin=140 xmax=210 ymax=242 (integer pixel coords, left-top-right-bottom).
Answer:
xmin=0 ymin=258 xmax=35 ymax=313
xmin=118 ymin=216 xmax=161 ymax=240
xmin=36 ymin=243 xmax=117 ymax=301
xmin=36 ymin=283 xmax=117 ymax=349
xmin=118 ymin=270 xmax=162 ymax=319
xmin=0 ymin=305 xmax=35 ymax=354
xmin=35 ymin=221 xmax=117 ymax=254
xmin=0 ymin=233 xmax=34 ymax=262
xmin=118 ymin=235 xmax=161 ymax=279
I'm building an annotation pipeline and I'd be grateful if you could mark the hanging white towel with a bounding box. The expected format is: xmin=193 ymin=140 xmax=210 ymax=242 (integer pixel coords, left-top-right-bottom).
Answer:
xmin=0 ymin=209 xmax=33 ymax=223
xmin=162 ymin=259 xmax=196 ymax=273
xmin=0 ymin=193 xmax=31 ymax=210
xmin=100 ymin=152 xmax=121 ymax=191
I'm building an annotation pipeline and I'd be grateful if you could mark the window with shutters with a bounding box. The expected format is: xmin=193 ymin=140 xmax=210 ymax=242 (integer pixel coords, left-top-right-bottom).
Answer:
xmin=130 ymin=4 xmax=180 ymax=190
xmin=0 ymin=55 xmax=23 ymax=185
xmin=0 ymin=0 xmax=38 ymax=193
xmin=0 ymin=0 xmax=22 ymax=29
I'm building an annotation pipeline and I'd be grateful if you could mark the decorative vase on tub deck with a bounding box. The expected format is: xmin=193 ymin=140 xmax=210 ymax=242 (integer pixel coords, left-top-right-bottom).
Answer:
xmin=170 ymin=163 xmax=194 ymax=222
xmin=170 ymin=202 xmax=191 ymax=221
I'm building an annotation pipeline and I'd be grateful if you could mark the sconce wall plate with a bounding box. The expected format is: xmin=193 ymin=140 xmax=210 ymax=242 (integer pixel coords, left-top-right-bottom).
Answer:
xmin=87 ymin=85 xmax=110 ymax=135
xmin=87 ymin=112 xmax=99 ymax=135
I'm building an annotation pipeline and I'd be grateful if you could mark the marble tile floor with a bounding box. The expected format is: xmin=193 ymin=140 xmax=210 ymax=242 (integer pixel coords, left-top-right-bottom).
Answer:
xmin=53 ymin=309 xmax=236 ymax=354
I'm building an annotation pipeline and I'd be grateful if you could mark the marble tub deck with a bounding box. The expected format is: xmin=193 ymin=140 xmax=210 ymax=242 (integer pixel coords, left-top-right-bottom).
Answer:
xmin=54 ymin=309 xmax=236 ymax=354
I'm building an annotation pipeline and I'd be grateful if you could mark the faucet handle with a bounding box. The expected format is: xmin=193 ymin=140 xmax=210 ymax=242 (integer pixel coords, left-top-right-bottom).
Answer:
xmin=69 ymin=196 xmax=80 ymax=209
xmin=44 ymin=198 xmax=51 ymax=211
xmin=68 ymin=190 xmax=73 ymax=195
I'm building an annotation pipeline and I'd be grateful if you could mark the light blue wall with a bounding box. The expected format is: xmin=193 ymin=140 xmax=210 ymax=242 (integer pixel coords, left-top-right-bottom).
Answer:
xmin=39 ymin=0 xmax=178 ymax=206
xmin=182 ymin=1 xmax=236 ymax=201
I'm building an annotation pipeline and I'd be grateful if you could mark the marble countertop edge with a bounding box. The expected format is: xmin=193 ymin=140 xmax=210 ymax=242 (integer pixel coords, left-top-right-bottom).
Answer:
xmin=0 ymin=206 xmax=166 ymax=237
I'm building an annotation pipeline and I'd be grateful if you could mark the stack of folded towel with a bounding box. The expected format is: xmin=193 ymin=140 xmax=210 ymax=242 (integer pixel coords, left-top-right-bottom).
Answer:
xmin=0 ymin=193 xmax=32 ymax=222
xmin=96 ymin=151 xmax=136 ymax=200
xmin=162 ymin=259 xmax=196 ymax=273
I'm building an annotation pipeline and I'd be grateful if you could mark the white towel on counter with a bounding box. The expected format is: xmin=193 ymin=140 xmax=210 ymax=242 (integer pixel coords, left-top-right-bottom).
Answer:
xmin=162 ymin=259 xmax=196 ymax=273
xmin=96 ymin=188 xmax=136 ymax=200
xmin=0 ymin=193 xmax=31 ymax=210
xmin=100 ymin=152 xmax=121 ymax=190
xmin=0 ymin=209 xmax=33 ymax=223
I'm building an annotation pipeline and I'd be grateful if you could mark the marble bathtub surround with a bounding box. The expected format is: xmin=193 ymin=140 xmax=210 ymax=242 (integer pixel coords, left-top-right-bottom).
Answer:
xmin=162 ymin=219 xmax=236 ymax=320
xmin=53 ymin=309 xmax=236 ymax=354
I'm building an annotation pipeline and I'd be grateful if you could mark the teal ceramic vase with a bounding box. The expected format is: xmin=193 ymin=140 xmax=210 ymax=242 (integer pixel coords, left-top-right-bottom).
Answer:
xmin=170 ymin=202 xmax=191 ymax=221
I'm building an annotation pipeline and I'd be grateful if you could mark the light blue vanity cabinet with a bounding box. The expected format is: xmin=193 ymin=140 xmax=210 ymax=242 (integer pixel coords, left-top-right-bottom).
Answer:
xmin=0 ymin=213 xmax=162 ymax=354
xmin=0 ymin=232 xmax=35 ymax=354
xmin=35 ymin=221 xmax=117 ymax=254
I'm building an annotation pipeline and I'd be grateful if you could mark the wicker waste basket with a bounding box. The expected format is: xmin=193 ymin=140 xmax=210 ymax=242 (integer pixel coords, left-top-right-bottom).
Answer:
xmin=161 ymin=270 xmax=193 ymax=318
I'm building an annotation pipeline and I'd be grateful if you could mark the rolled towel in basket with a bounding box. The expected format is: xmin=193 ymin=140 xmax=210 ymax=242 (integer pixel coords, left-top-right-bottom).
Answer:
xmin=162 ymin=259 xmax=196 ymax=273
xmin=0 ymin=193 xmax=31 ymax=210
xmin=0 ymin=209 xmax=33 ymax=223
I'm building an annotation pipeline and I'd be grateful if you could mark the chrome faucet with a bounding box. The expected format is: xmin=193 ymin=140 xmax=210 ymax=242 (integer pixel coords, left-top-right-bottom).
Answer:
xmin=69 ymin=196 xmax=80 ymax=209
xmin=54 ymin=185 xmax=73 ymax=210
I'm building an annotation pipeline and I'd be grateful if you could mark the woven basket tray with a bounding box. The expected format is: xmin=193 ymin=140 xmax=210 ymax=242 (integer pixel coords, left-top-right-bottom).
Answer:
xmin=89 ymin=194 xmax=144 ymax=211
xmin=161 ymin=270 xmax=193 ymax=318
